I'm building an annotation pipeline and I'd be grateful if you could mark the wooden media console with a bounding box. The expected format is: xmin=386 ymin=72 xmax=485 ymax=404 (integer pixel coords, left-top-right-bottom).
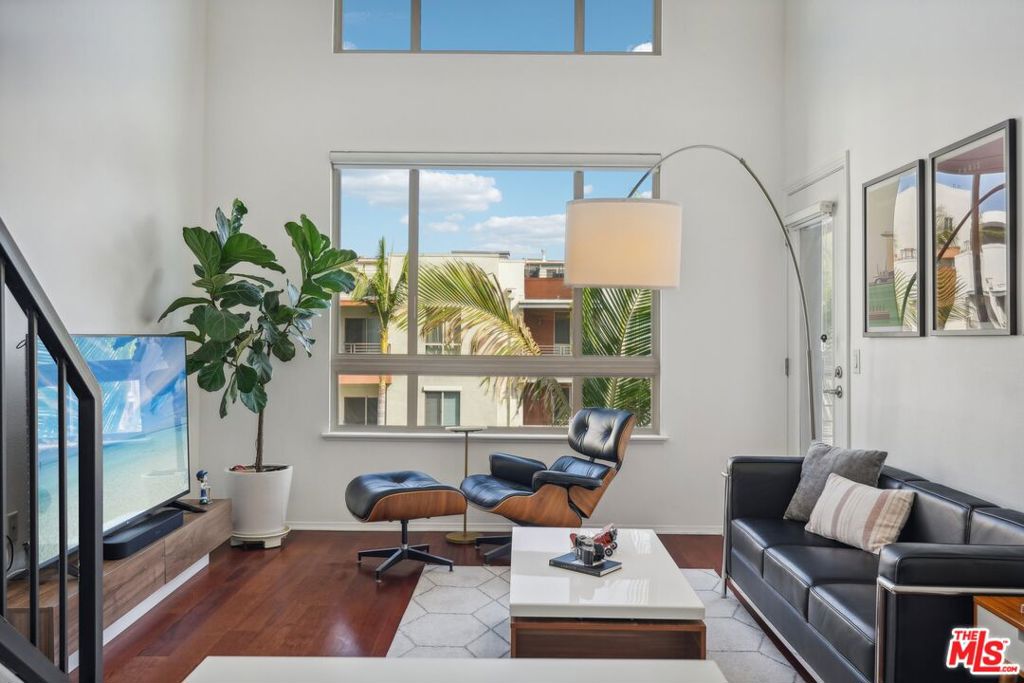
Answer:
xmin=7 ymin=499 xmax=231 ymax=665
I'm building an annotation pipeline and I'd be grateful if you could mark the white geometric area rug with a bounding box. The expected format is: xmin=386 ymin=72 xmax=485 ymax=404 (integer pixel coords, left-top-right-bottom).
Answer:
xmin=387 ymin=566 xmax=799 ymax=683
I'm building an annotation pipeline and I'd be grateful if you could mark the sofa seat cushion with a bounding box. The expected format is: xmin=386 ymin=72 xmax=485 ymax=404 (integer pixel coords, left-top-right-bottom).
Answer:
xmin=732 ymin=518 xmax=844 ymax=574
xmin=763 ymin=545 xmax=879 ymax=616
xmin=808 ymin=583 xmax=877 ymax=679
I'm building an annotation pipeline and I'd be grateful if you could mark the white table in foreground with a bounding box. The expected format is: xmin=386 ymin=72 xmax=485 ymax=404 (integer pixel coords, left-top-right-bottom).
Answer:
xmin=185 ymin=656 xmax=727 ymax=683
xmin=509 ymin=527 xmax=707 ymax=659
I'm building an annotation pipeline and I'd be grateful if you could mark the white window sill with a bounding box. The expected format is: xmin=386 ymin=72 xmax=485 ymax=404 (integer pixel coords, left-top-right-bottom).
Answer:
xmin=321 ymin=430 xmax=668 ymax=444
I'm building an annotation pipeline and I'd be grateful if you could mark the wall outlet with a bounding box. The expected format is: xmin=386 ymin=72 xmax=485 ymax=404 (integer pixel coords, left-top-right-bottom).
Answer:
xmin=7 ymin=511 xmax=16 ymax=539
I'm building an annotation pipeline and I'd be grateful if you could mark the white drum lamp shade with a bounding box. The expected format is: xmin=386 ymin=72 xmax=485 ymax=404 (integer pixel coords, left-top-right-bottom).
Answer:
xmin=564 ymin=198 xmax=682 ymax=288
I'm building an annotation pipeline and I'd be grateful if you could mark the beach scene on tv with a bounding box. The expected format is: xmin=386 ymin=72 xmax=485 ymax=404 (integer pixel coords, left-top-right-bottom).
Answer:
xmin=35 ymin=335 xmax=189 ymax=563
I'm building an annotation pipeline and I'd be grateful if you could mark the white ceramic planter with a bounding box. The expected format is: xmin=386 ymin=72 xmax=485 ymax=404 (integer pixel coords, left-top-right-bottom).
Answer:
xmin=225 ymin=465 xmax=293 ymax=543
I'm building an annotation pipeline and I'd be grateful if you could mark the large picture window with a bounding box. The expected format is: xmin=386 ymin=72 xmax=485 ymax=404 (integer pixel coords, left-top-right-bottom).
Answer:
xmin=331 ymin=153 xmax=661 ymax=433
xmin=336 ymin=0 xmax=659 ymax=54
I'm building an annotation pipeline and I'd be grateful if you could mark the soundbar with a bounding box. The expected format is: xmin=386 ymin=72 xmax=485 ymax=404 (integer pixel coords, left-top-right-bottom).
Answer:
xmin=103 ymin=508 xmax=184 ymax=560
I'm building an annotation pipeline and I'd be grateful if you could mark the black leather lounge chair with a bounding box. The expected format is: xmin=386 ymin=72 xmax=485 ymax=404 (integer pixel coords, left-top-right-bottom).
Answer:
xmin=461 ymin=408 xmax=635 ymax=563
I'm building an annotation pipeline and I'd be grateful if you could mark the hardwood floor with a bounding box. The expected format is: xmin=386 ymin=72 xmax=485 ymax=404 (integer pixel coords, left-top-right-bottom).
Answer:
xmin=98 ymin=531 xmax=739 ymax=683
xmin=660 ymin=533 xmax=723 ymax=573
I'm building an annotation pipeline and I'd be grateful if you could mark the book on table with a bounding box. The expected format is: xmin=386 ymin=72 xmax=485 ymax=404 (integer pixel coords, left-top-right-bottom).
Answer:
xmin=549 ymin=552 xmax=623 ymax=577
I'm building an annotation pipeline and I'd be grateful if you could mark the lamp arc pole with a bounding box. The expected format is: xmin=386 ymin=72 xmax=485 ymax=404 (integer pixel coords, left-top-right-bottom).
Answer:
xmin=629 ymin=144 xmax=818 ymax=442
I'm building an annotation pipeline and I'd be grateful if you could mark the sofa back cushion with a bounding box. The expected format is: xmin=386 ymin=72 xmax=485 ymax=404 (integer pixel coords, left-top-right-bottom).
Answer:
xmin=877 ymin=465 xmax=926 ymax=490
xmin=970 ymin=508 xmax=1024 ymax=545
xmin=898 ymin=481 xmax=993 ymax=544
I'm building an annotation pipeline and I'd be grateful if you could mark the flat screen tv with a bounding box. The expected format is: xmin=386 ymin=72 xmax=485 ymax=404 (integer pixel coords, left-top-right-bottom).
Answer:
xmin=35 ymin=335 xmax=190 ymax=563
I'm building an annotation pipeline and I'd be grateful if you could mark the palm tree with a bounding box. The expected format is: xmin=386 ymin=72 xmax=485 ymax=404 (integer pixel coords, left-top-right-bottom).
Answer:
xmin=418 ymin=261 xmax=539 ymax=356
xmin=351 ymin=238 xmax=408 ymax=424
xmin=581 ymin=287 xmax=652 ymax=425
xmin=935 ymin=265 xmax=972 ymax=330
xmin=417 ymin=261 xmax=570 ymax=422
xmin=417 ymin=260 xmax=651 ymax=424
xmin=892 ymin=269 xmax=918 ymax=330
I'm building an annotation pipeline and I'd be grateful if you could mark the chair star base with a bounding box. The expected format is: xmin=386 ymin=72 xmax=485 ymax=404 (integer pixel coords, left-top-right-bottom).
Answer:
xmin=356 ymin=519 xmax=454 ymax=581
xmin=474 ymin=534 xmax=512 ymax=564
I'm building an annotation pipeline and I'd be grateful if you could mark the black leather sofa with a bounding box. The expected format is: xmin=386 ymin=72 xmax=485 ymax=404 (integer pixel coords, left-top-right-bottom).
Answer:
xmin=724 ymin=456 xmax=1024 ymax=683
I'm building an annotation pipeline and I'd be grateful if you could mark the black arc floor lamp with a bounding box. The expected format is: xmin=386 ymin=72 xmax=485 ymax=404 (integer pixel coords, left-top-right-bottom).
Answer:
xmin=563 ymin=144 xmax=818 ymax=442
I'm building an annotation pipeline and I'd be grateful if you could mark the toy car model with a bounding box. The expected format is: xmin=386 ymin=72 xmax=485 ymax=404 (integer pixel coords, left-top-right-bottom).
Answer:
xmin=572 ymin=536 xmax=607 ymax=566
xmin=569 ymin=529 xmax=616 ymax=566
xmin=592 ymin=524 xmax=619 ymax=554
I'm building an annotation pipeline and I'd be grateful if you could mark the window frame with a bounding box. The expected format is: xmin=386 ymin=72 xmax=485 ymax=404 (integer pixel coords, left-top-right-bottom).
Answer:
xmin=342 ymin=395 xmax=380 ymax=426
xmin=424 ymin=318 xmax=461 ymax=355
xmin=423 ymin=389 xmax=461 ymax=427
xmin=334 ymin=0 xmax=662 ymax=55
xmin=329 ymin=152 xmax=662 ymax=434
xmin=342 ymin=316 xmax=381 ymax=354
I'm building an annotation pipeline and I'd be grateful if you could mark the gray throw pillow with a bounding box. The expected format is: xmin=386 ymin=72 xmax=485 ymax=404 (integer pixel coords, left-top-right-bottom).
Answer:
xmin=783 ymin=442 xmax=888 ymax=522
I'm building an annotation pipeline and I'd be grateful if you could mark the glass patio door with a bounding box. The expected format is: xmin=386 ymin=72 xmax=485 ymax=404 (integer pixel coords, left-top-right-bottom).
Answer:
xmin=792 ymin=210 xmax=845 ymax=451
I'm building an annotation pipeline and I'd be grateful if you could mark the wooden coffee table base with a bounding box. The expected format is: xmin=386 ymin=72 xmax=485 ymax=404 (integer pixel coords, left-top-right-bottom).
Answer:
xmin=510 ymin=617 xmax=706 ymax=659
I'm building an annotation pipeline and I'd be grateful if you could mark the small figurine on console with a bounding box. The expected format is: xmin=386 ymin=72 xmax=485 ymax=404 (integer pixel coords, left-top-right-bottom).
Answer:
xmin=196 ymin=469 xmax=211 ymax=505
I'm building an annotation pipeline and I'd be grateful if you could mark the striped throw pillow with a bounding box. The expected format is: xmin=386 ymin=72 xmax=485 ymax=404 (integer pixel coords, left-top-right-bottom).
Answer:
xmin=805 ymin=473 xmax=915 ymax=554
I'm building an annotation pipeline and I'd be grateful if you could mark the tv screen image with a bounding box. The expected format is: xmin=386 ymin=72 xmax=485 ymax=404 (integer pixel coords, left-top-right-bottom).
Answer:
xmin=35 ymin=335 xmax=189 ymax=563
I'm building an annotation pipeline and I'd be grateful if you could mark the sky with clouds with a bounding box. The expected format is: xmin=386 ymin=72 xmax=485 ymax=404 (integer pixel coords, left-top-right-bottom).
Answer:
xmin=342 ymin=0 xmax=654 ymax=52
xmin=340 ymin=168 xmax=651 ymax=260
xmin=337 ymin=2 xmax=654 ymax=259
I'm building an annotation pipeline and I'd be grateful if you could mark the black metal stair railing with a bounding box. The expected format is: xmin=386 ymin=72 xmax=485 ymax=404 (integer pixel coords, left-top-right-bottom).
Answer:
xmin=0 ymin=216 xmax=103 ymax=683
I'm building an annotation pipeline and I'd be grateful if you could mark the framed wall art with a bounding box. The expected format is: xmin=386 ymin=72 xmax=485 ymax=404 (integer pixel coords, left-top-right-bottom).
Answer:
xmin=863 ymin=160 xmax=925 ymax=336
xmin=931 ymin=119 xmax=1017 ymax=335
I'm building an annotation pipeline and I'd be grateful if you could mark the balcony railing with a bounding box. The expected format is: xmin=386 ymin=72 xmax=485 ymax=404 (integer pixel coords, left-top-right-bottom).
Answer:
xmin=538 ymin=343 xmax=572 ymax=356
xmin=345 ymin=342 xmax=569 ymax=355
xmin=0 ymin=216 xmax=103 ymax=682
xmin=343 ymin=342 xmax=388 ymax=354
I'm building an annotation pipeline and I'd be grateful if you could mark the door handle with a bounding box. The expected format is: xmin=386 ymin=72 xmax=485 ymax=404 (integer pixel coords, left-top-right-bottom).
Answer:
xmin=823 ymin=386 xmax=843 ymax=399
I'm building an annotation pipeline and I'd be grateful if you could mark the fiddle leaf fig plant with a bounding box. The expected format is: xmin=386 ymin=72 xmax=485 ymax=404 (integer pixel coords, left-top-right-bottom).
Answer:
xmin=161 ymin=200 xmax=357 ymax=471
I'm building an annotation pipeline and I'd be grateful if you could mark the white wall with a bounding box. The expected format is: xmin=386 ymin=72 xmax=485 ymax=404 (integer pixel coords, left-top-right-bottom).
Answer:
xmin=0 ymin=0 xmax=208 ymax=497
xmin=200 ymin=0 xmax=788 ymax=532
xmin=784 ymin=0 xmax=1024 ymax=506
xmin=0 ymin=0 xmax=208 ymax=330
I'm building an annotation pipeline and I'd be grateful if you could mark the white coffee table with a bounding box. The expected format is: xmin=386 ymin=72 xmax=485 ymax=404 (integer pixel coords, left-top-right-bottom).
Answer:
xmin=508 ymin=527 xmax=707 ymax=659
xmin=187 ymin=657 xmax=727 ymax=682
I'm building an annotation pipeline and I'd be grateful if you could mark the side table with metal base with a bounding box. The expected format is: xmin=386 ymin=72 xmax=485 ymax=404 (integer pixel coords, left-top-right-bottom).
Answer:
xmin=445 ymin=425 xmax=486 ymax=544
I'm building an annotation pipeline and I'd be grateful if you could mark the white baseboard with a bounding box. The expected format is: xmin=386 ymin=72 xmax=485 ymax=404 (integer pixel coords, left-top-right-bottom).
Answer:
xmin=647 ymin=525 xmax=722 ymax=535
xmin=288 ymin=520 xmax=512 ymax=532
xmin=69 ymin=555 xmax=209 ymax=672
xmin=288 ymin=520 xmax=722 ymax=535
